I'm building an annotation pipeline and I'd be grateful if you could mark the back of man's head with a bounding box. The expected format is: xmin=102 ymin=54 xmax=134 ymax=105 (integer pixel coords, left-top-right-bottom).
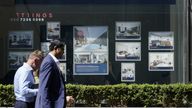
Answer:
xmin=28 ymin=50 xmax=43 ymax=60
xmin=49 ymin=39 xmax=65 ymax=51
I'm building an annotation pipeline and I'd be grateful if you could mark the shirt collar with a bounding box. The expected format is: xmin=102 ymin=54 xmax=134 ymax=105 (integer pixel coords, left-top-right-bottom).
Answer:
xmin=49 ymin=53 xmax=59 ymax=63
xmin=23 ymin=62 xmax=33 ymax=71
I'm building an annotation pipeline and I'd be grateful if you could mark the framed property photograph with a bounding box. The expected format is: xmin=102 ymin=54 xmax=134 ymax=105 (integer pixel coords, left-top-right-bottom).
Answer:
xmin=148 ymin=31 xmax=174 ymax=50
xmin=73 ymin=26 xmax=108 ymax=75
xmin=115 ymin=42 xmax=141 ymax=61
xmin=73 ymin=26 xmax=108 ymax=51
xmin=115 ymin=21 xmax=141 ymax=40
xmin=8 ymin=51 xmax=31 ymax=70
xmin=41 ymin=42 xmax=50 ymax=56
xmin=8 ymin=31 xmax=33 ymax=49
xmin=149 ymin=52 xmax=174 ymax=71
xmin=47 ymin=22 xmax=60 ymax=40
xmin=58 ymin=62 xmax=67 ymax=81
xmin=121 ymin=63 xmax=135 ymax=82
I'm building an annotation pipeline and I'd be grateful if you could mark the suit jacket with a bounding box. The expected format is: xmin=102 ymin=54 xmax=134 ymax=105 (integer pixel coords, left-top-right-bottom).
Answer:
xmin=35 ymin=54 xmax=66 ymax=108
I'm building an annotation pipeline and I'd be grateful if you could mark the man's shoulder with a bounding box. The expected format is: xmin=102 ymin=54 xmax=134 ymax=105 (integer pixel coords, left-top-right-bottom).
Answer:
xmin=43 ymin=54 xmax=52 ymax=60
xmin=15 ymin=65 xmax=26 ymax=73
xmin=42 ymin=55 xmax=54 ymax=64
xmin=14 ymin=66 xmax=31 ymax=80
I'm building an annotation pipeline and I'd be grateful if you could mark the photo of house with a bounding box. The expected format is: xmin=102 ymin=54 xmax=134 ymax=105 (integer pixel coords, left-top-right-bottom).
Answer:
xmin=73 ymin=26 xmax=108 ymax=52
xmin=47 ymin=22 xmax=60 ymax=40
xmin=73 ymin=26 xmax=108 ymax=75
xmin=8 ymin=31 xmax=33 ymax=49
xmin=115 ymin=42 xmax=141 ymax=61
xmin=149 ymin=52 xmax=174 ymax=71
xmin=116 ymin=21 xmax=141 ymax=40
xmin=148 ymin=32 xmax=174 ymax=50
xmin=121 ymin=63 xmax=135 ymax=82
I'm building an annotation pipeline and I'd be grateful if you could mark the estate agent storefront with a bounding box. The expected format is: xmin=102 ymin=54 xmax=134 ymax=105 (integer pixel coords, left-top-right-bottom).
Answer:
xmin=0 ymin=0 xmax=191 ymax=84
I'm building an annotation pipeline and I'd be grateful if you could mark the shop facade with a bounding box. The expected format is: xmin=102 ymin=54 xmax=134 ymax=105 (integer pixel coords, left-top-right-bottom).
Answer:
xmin=0 ymin=0 xmax=191 ymax=84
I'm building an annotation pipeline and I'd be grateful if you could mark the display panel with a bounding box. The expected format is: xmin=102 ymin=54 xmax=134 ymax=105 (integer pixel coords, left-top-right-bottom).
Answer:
xmin=115 ymin=42 xmax=141 ymax=61
xmin=8 ymin=31 xmax=33 ymax=49
xmin=115 ymin=21 xmax=141 ymax=40
xmin=3 ymin=0 xmax=183 ymax=85
xmin=47 ymin=22 xmax=60 ymax=40
xmin=8 ymin=51 xmax=31 ymax=70
xmin=148 ymin=31 xmax=174 ymax=50
xmin=41 ymin=42 xmax=50 ymax=56
xmin=121 ymin=63 xmax=135 ymax=82
xmin=73 ymin=26 xmax=108 ymax=75
xmin=148 ymin=52 xmax=174 ymax=71
xmin=58 ymin=62 xmax=67 ymax=81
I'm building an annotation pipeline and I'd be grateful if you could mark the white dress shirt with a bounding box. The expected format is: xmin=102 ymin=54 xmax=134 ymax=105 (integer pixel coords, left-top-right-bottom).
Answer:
xmin=49 ymin=53 xmax=60 ymax=66
xmin=14 ymin=63 xmax=38 ymax=102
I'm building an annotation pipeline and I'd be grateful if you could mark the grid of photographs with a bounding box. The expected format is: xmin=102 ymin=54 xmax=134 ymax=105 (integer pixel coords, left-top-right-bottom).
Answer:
xmin=115 ymin=21 xmax=141 ymax=82
xmin=8 ymin=30 xmax=33 ymax=70
xmin=148 ymin=31 xmax=174 ymax=71
xmin=121 ymin=63 xmax=135 ymax=82
xmin=7 ymin=21 xmax=175 ymax=81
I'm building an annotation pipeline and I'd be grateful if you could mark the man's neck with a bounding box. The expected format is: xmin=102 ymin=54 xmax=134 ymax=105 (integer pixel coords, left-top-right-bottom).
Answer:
xmin=50 ymin=51 xmax=57 ymax=58
xmin=26 ymin=60 xmax=34 ymax=70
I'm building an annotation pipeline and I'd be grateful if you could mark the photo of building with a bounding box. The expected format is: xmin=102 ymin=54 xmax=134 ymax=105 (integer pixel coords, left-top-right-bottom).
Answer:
xmin=148 ymin=31 xmax=174 ymax=50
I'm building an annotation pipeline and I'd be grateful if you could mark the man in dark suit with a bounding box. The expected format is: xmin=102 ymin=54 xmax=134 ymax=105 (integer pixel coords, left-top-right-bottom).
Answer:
xmin=35 ymin=40 xmax=66 ymax=108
